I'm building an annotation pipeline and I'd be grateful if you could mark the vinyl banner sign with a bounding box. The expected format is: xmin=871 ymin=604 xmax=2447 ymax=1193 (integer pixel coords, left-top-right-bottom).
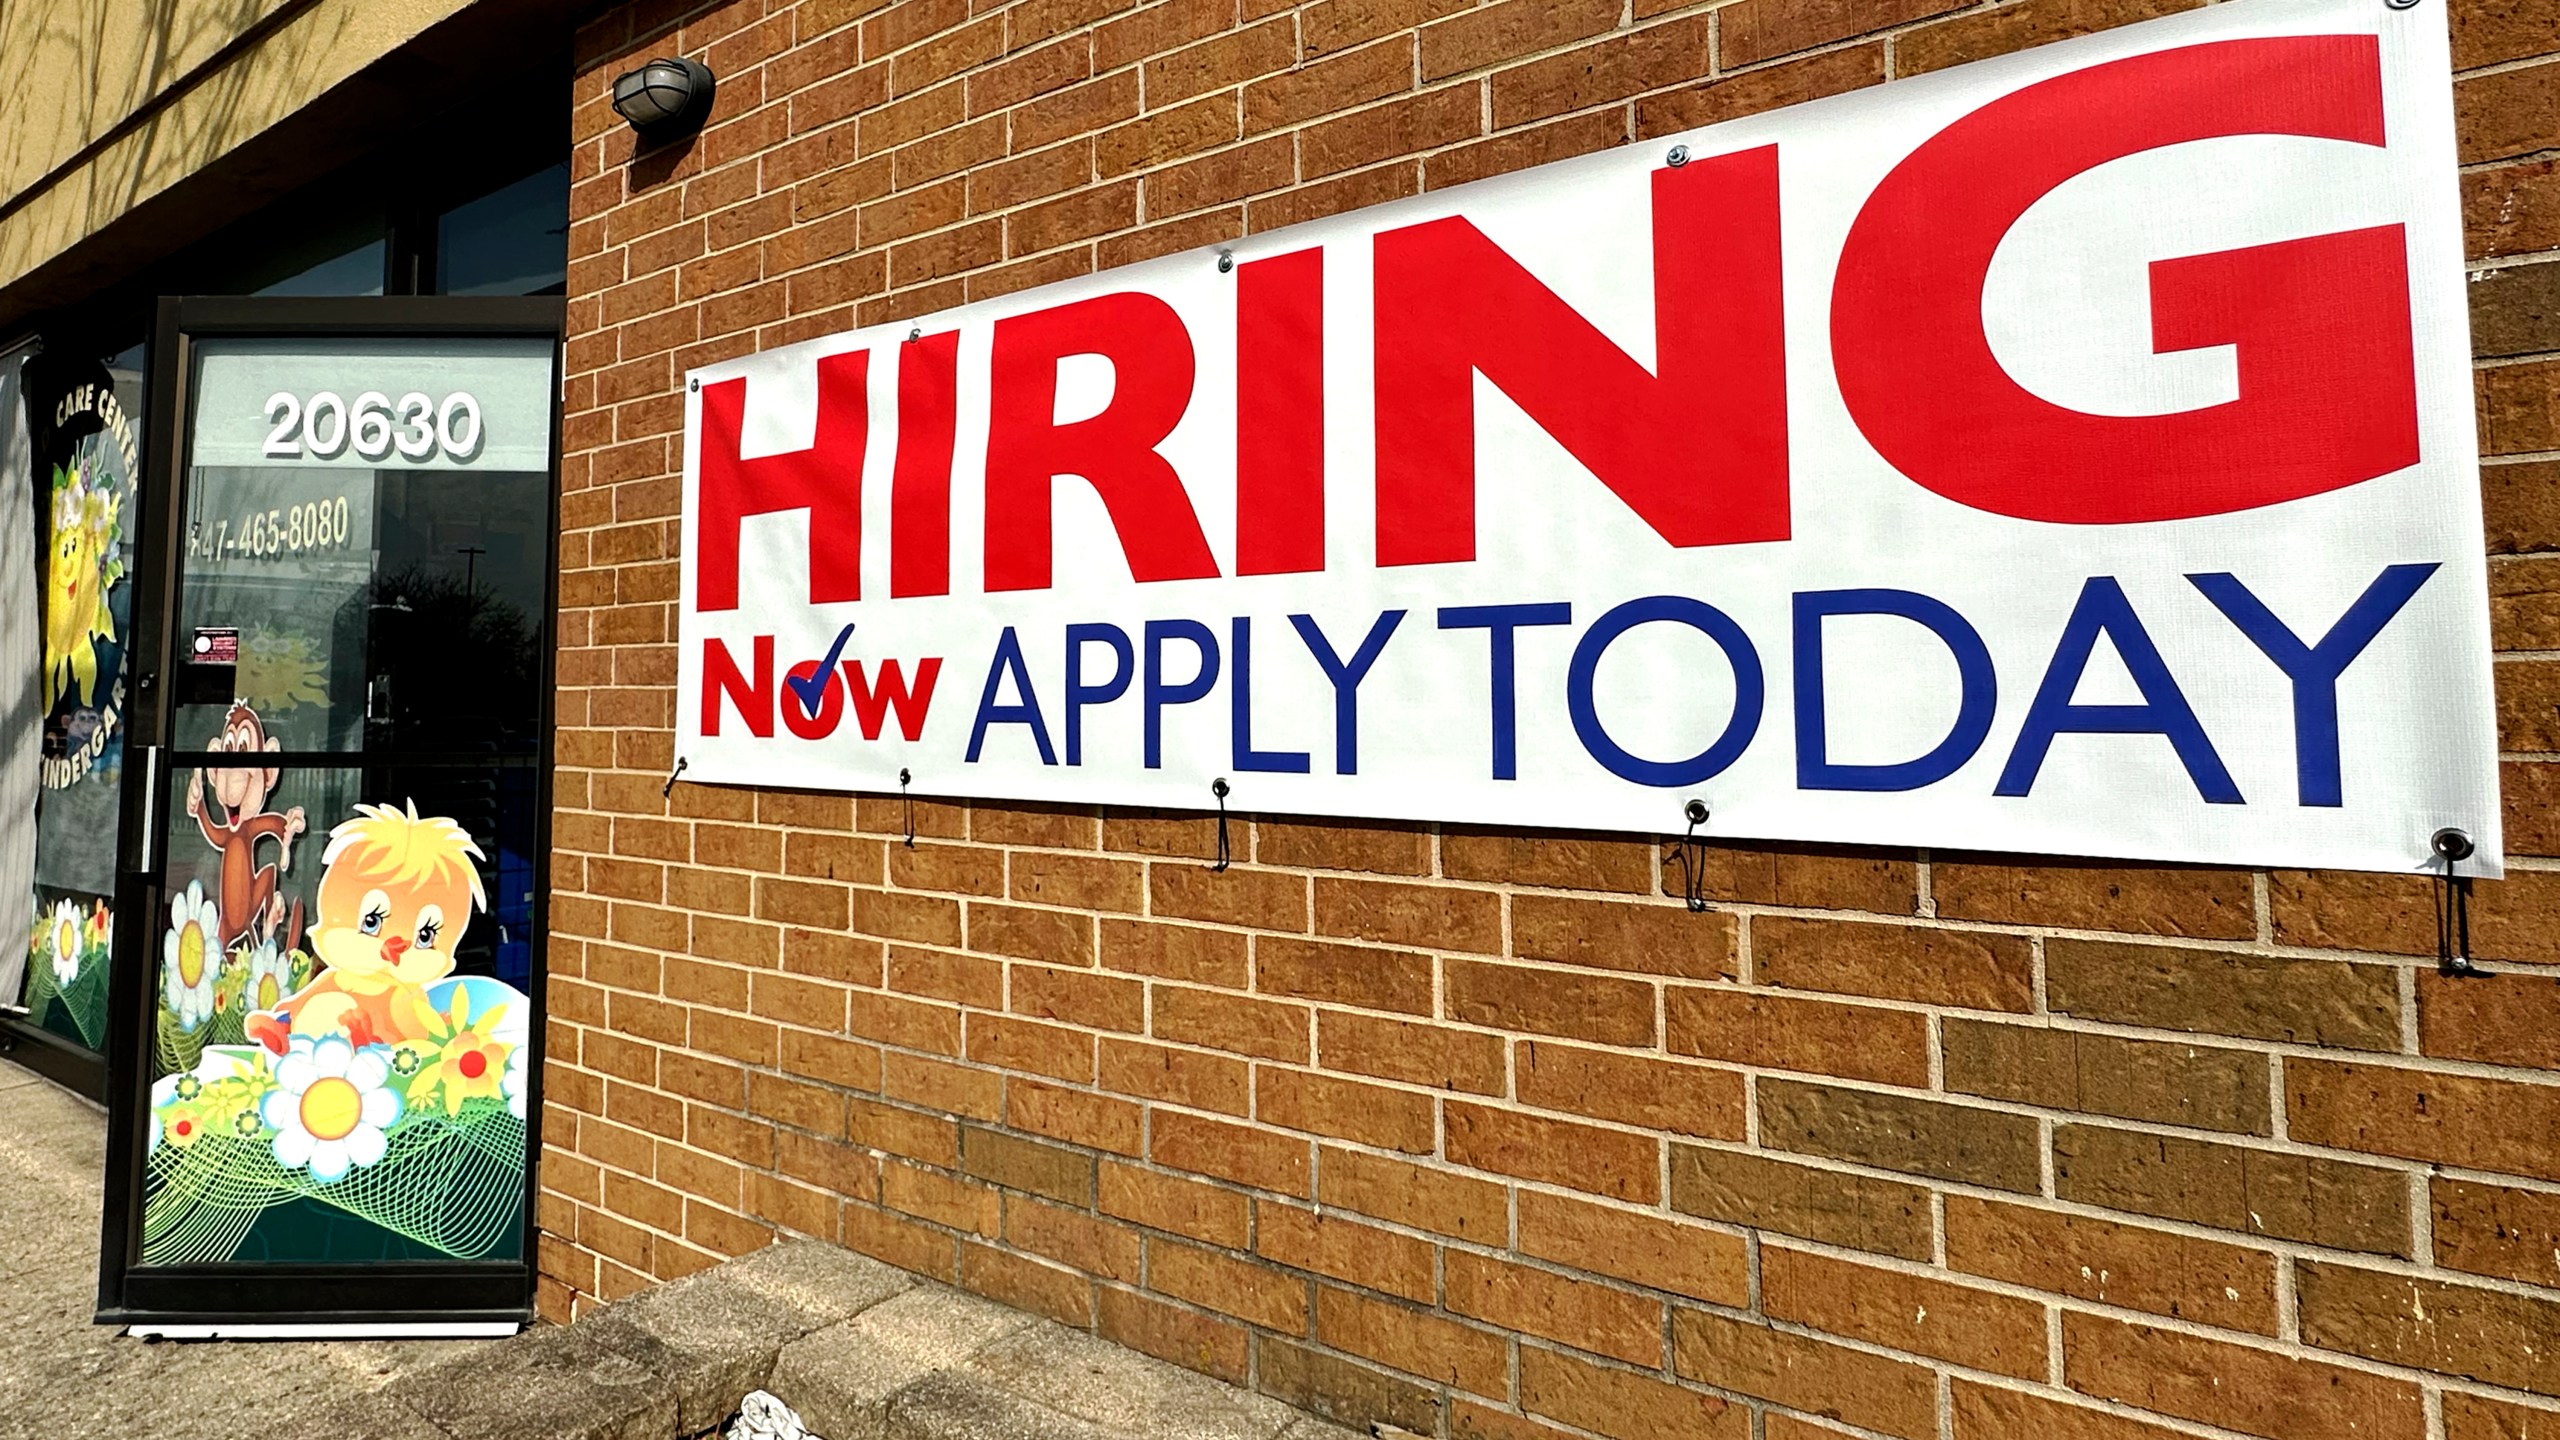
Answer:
xmin=677 ymin=0 xmax=2499 ymax=875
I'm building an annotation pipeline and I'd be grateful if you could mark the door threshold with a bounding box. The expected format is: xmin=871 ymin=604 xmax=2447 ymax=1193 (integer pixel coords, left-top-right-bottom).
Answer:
xmin=128 ymin=1321 xmax=522 ymax=1341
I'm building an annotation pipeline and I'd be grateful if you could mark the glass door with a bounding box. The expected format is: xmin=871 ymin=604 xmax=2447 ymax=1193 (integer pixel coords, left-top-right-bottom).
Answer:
xmin=99 ymin=297 xmax=560 ymax=1330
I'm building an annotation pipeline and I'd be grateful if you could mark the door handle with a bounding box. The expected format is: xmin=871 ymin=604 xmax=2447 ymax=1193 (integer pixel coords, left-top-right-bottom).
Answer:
xmin=135 ymin=745 xmax=161 ymax=875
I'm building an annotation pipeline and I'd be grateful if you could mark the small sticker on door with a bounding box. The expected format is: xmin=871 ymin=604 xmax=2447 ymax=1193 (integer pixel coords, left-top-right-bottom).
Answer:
xmin=189 ymin=628 xmax=239 ymax=665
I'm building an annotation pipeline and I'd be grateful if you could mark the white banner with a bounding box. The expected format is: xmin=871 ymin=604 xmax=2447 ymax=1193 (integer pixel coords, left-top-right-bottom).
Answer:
xmin=676 ymin=0 xmax=2499 ymax=876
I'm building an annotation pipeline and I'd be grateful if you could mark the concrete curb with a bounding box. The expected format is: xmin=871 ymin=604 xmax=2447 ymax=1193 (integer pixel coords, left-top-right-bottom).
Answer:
xmin=274 ymin=1241 xmax=1363 ymax=1440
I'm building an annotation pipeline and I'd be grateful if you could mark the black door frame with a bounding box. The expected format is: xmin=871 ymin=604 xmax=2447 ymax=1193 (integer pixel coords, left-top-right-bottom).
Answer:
xmin=96 ymin=294 xmax=563 ymax=1329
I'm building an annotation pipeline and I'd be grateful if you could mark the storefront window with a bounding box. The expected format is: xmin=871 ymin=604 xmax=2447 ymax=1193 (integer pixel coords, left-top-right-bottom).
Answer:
xmin=436 ymin=165 xmax=569 ymax=297
xmin=260 ymin=240 xmax=389 ymax=298
xmin=17 ymin=343 xmax=146 ymax=1054
xmin=0 ymin=341 xmax=39 ymax=1022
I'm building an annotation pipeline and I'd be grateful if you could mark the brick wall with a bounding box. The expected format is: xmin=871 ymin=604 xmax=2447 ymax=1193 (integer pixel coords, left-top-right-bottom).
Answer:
xmin=546 ymin=0 xmax=2560 ymax=1436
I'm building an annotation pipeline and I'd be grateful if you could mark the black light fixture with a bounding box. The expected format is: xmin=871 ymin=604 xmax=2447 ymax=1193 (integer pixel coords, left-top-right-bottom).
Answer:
xmin=611 ymin=56 xmax=716 ymax=143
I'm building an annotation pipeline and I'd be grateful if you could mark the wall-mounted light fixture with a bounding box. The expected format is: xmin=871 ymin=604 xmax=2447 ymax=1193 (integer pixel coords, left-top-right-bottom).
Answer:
xmin=611 ymin=56 xmax=716 ymax=143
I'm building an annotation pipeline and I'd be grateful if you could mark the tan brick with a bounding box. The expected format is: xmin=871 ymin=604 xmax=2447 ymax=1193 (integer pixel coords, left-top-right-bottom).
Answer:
xmin=1318 ymin=1286 xmax=1509 ymax=1399
xmin=882 ymin=1160 xmax=1001 ymax=1236
xmin=1100 ymin=918 xmax=1248 ymax=986
xmin=1319 ymin=1143 xmax=1509 ymax=1244
xmin=1009 ymin=964 xmax=1143 ymax=1033
xmin=1446 ymin=1250 xmax=1663 ymax=1366
xmin=1942 ymin=1020 xmax=2272 ymax=1133
xmin=1447 ymin=1100 xmax=1659 ymax=1202
xmin=1754 ymin=917 xmax=2033 ymax=1012
xmin=1152 ymin=862 xmax=1309 ymax=931
xmin=1257 ymin=936 xmax=1434 ymax=1014
xmin=2062 ymin=1312 xmax=2424 ymax=1440
xmin=1098 ymin=1037 xmax=1250 ymax=1114
xmin=1097 ymin=1284 xmax=1250 ymax=1386
xmin=2300 ymin=1260 xmax=2560 ymax=1395
xmin=1517 ymin=1189 xmax=1749 ymax=1306
xmin=1150 ymin=1239 xmax=1309 ymax=1332
xmin=1668 ymin=1145 xmax=1931 ymax=1260
xmin=1673 ymin=1309 xmax=1937 ymax=1440
xmin=1763 ymin=1246 xmax=2048 ymax=1380
xmin=1511 ymin=895 xmax=1734 ymax=980
xmin=1489 ymin=12 xmax=1713 ymax=126
xmin=2420 ymin=968 xmax=2560 ymax=1068
xmin=1900 ymin=0 xmax=2201 ymax=74
xmin=2054 ymin=1122 xmax=2411 ymax=1255
xmin=2444 ymin=1392 xmax=2560 ymax=1440
xmin=1255 ymin=1066 xmax=1436 ymax=1152
xmin=1259 ymin=1337 xmax=1440 ymax=1436
xmin=2289 ymin=1057 xmax=2560 ymax=1184
xmin=1515 ymin=1040 xmax=1744 ymax=1139
xmin=961 ymin=1240 xmax=1093 ymax=1326
xmin=2434 ymin=1177 xmax=2560 ymax=1289
xmin=1314 ymin=877 xmax=1502 ymax=954
xmin=1636 ymin=43 xmax=1881 ymax=136
xmin=1095 ymin=92 xmax=1240 ymax=179
xmin=1251 ymin=816 xmax=1432 ymax=875
xmin=1452 ymin=1396 xmax=1589 ymax=1440
xmin=1949 ymin=1379 xmax=2197 ymax=1440
xmin=1318 ymin=1011 xmax=1506 ymax=1095
xmin=1519 ymin=1346 xmax=1747 ymax=1440
xmin=888 ymin=840 xmax=1003 ymax=897
xmin=1258 ymin=1205 xmax=1435 ymax=1303
xmin=1099 ymin=1161 xmax=1250 ymax=1247
xmin=1762 ymin=1079 xmax=2042 ymax=1193
xmin=1153 ymin=985 xmax=1310 ymax=1062
xmin=1426 ymin=109 xmax=1630 ymax=190
xmin=1152 ymin=1109 xmax=1311 ymax=1195
xmin=1665 ymin=986 xmax=1930 ymax=1088
xmin=1944 ymin=1195 xmax=2278 ymax=1335
xmin=1243 ymin=36 xmax=1413 ymax=134
xmin=965 ymin=1014 xmax=1096 ymax=1083
xmin=1009 ymin=851 xmax=1145 ymax=913
xmin=1421 ymin=0 xmax=1619 ymax=81
xmin=2045 ymin=939 xmax=2401 ymax=1050
xmin=1686 ymin=842 xmax=1919 ymax=914
xmin=2488 ymin=460 xmax=2560 ymax=557
xmin=2468 ymin=160 xmax=2560 ymax=260
xmin=1446 ymin=959 xmax=1656 ymax=1048
xmin=966 ymin=901 xmax=1094 ymax=965
xmin=960 ymin=1125 xmax=1096 ymax=1206
xmin=1933 ymin=859 xmax=2252 ymax=939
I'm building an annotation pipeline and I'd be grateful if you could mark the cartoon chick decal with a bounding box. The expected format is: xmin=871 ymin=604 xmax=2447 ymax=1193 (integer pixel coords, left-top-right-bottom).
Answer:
xmin=246 ymin=801 xmax=485 ymax=1052
xmin=43 ymin=463 xmax=122 ymax=711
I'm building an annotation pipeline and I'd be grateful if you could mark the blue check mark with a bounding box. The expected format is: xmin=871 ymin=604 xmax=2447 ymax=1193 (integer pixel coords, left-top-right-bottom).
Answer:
xmin=788 ymin=624 xmax=856 ymax=714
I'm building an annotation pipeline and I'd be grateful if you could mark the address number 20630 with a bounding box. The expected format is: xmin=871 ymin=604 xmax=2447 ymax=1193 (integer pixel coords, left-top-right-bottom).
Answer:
xmin=263 ymin=390 xmax=484 ymax=462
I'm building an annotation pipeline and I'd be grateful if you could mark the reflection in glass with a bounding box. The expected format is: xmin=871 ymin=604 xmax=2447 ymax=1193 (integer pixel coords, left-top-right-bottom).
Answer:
xmin=21 ymin=343 xmax=147 ymax=1052
xmin=259 ymin=239 xmax=389 ymax=298
xmin=437 ymin=165 xmax=569 ymax=297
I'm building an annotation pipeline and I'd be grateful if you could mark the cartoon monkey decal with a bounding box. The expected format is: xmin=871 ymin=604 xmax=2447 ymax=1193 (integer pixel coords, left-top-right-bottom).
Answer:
xmin=245 ymin=800 xmax=486 ymax=1053
xmin=185 ymin=703 xmax=306 ymax=953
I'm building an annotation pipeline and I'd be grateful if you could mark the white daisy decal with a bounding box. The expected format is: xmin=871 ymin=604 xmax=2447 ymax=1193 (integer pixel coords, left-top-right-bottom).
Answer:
xmin=242 ymin=940 xmax=294 ymax=1015
xmin=261 ymin=1035 xmax=402 ymax=1184
xmin=46 ymin=900 xmax=81 ymax=985
xmin=502 ymin=1044 xmax=527 ymax=1120
xmin=161 ymin=882 xmax=221 ymax=1031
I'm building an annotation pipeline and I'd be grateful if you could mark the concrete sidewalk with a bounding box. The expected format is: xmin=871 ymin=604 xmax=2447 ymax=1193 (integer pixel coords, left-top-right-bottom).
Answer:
xmin=2 ymin=1057 xmax=1365 ymax=1440
xmin=0 ymin=1056 xmax=487 ymax=1440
